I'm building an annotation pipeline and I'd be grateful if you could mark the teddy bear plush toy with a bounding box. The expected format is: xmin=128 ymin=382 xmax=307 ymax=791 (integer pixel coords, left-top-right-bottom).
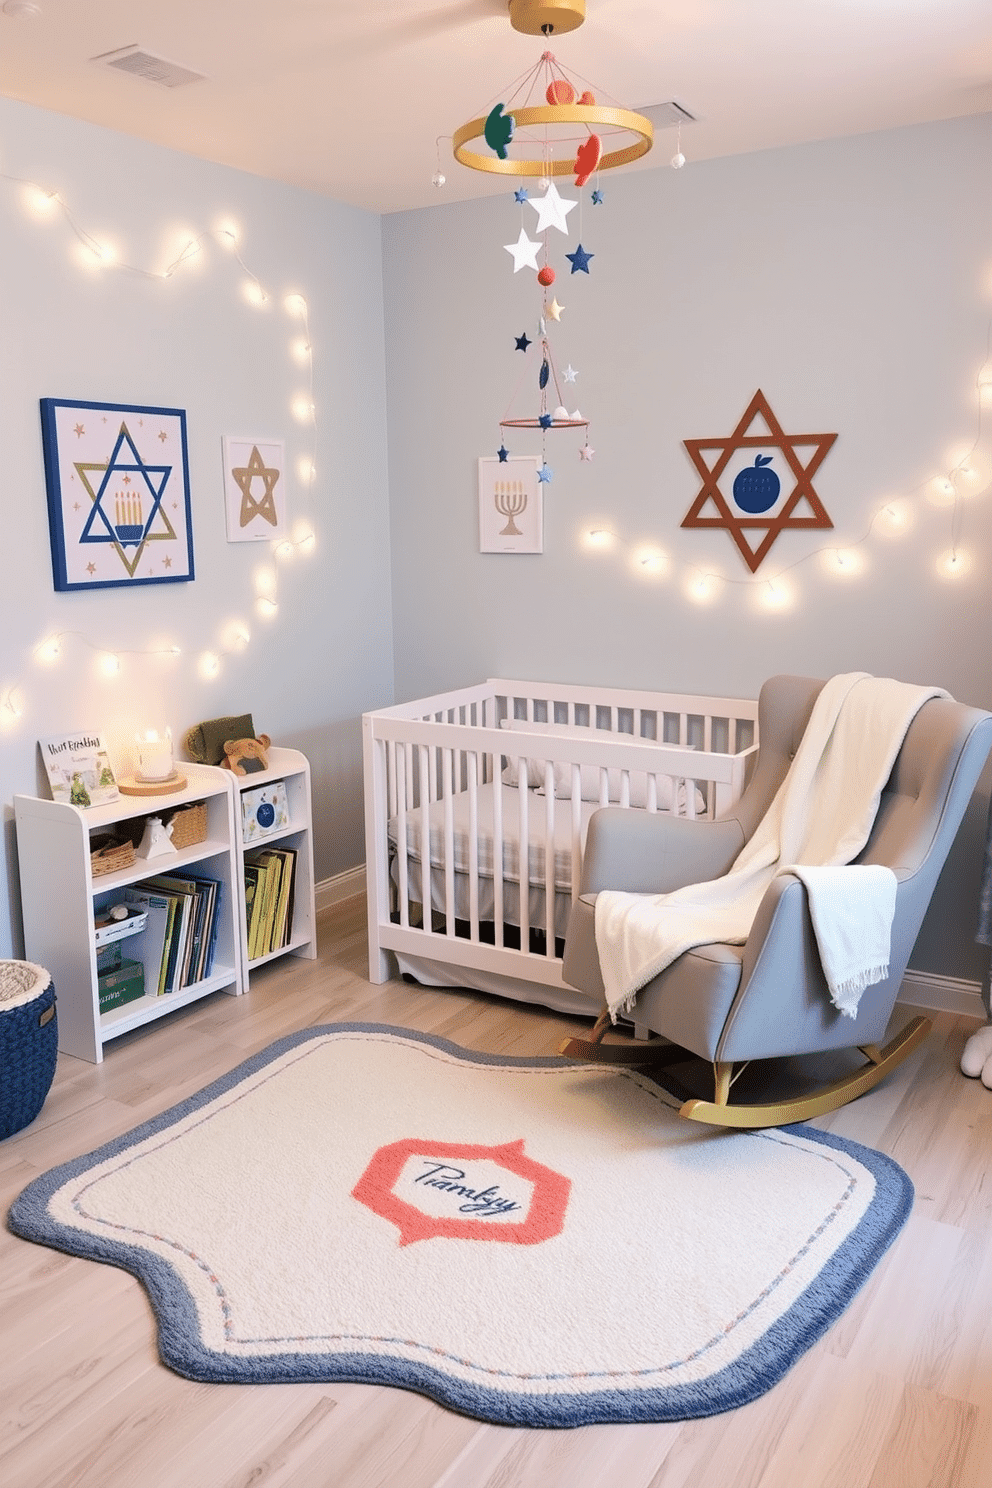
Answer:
xmin=221 ymin=734 xmax=271 ymax=776
xmin=961 ymin=1023 xmax=992 ymax=1088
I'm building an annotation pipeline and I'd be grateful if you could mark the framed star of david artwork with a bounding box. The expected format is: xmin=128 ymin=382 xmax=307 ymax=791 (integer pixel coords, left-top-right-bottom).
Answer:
xmin=40 ymin=398 xmax=194 ymax=592
xmin=222 ymin=436 xmax=286 ymax=543
xmin=681 ymin=390 xmax=838 ymax=573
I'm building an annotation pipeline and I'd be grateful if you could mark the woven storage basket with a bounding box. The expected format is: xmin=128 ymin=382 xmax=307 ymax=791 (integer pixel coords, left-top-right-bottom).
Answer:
xmin=167 ymin=802 xmax=207 ymax=850
xmin=90 ymin=835 xmax=136 ymax=877
xmin=0 ymin=961 xmax=57 ymax=1140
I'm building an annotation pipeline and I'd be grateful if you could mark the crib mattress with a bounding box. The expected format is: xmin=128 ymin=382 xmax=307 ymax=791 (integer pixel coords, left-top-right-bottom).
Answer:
xmin=388 ymin=781 xmax=598 ymax=894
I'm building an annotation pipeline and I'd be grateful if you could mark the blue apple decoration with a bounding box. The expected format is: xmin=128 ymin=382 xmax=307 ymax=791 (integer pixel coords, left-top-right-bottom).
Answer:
xmin=733 ymin=455 xmax=780 ymax=513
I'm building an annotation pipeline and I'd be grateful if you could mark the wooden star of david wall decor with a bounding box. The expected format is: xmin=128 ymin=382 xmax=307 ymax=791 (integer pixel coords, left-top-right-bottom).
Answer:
xmin=681 ymin=391 xmax=837 ymax=572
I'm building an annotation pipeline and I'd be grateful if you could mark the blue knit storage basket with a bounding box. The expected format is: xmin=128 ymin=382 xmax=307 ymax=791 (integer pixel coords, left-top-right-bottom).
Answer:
xmin=0 ymin=961 xmax=57 ymax=1141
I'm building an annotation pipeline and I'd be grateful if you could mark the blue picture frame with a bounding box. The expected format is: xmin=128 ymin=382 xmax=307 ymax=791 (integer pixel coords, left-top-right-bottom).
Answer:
xmin=40 ymin=397 xmax=195 ymax=592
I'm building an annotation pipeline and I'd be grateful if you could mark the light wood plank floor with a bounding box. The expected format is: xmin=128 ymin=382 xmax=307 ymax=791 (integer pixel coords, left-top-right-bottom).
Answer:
xmin=2 ymin=898 xmax=991 ymax=1488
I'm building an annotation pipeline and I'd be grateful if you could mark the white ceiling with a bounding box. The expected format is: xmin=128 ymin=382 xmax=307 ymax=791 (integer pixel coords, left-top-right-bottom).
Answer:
xmin=1 ymin=0 xmax=989 ymax=214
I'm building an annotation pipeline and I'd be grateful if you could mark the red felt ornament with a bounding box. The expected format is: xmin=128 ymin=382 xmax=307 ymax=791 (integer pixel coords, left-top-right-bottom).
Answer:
xmin=574 ymin=134 xmax=602 ymax=188
xmin=578 ymin=90 xmax=596 ymax=106
xmin=537 ymin=264 xmax=556 ymax=286
xmin=546 ymin=79 xmax=576 ymax=106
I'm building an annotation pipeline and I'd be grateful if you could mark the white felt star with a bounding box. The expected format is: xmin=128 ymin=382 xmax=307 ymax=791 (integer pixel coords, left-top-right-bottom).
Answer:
xmin=504 ymin=228 xmax=542 ymax=273
xmin=528 ymin=182 xmax=578 ymax=236
xmin=580 ymin=442 xmax=595 ymax=461
xmin=563 ymin=364 xmax=578 ymax=383
xmin=547 ymin=298 xmax=564 ymax=321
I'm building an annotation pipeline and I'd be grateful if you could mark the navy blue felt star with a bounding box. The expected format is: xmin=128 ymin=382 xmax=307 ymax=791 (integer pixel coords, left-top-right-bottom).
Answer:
xmin=514 ymin=186 xmax=530 ymax=204
xmin=537 ymin=464 xmax=553 ymax=483
xmin=497 ymin=444 xmax=510 ymax=462
xmin=538 ymin=413 xmax=553 ymax=430
xmin=565 ymin=243 xmax=594 ymax=274
xmin=515 ymin=332 xmax=532 ymax=352
xmin=591 ymin=189 xmax=604 ymax=205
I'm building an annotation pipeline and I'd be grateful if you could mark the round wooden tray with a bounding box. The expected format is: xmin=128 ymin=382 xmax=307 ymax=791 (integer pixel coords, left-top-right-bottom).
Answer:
xmin=117 ymin=772 xmax=188 ymax=797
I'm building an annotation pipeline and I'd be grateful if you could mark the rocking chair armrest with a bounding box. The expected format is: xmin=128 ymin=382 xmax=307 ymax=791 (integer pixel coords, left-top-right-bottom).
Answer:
xmin=579 ymin=808 xmax=746 ymax=897
xmin=722 ymin=869 xmax=914 ymax=1062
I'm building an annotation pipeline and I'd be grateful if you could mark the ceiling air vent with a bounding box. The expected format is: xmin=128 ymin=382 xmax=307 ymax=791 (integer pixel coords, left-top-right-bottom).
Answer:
xmin=91 ymin=45 xmax=205 ymax=89
xmin=634 ymin=101 xmax=696 ymax=130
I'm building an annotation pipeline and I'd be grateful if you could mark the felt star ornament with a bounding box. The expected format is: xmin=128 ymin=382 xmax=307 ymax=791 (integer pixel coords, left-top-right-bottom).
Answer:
xmin=563 ymin=364 xmax=578 ymax=383
xmin=580 ymin=443 xmax=595 ymax=461
xmin=538 ymin=463 xmax=553 ymax=483
xmin=539 ymin=413 xmax=553 ymax=429
xmin=547 ymin=298 xmax=564 ymax=321
xmin=514 ymin=186 xmax=530 ymax=204
xmin=515 ymin=332 xmax=532 ymax=352
xmin=528 ymin=182 xmax=578 ymax=236
xmin=565 ymin=243 xmax=594 ymax=274
xmin=504 ymin=228 xmax=542 ymax=273
xmin=591 ymin=189 xmax=604 ymax=205
xmin=497 ymin=444 xmax=510 ymax=462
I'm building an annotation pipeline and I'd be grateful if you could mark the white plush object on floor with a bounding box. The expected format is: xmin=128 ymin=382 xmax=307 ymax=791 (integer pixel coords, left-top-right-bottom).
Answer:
xmin=960 ymin=1023 xmax=992 ymax=1079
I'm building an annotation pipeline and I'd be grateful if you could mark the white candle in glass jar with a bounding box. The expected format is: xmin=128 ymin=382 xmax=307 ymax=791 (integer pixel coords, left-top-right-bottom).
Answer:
xmin=136 ymin=728 xmax=173 ymax=781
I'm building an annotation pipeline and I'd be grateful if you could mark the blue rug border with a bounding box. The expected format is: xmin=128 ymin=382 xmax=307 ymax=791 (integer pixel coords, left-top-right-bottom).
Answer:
xmin=7 ymin=1021 xmax=914 ymax=1428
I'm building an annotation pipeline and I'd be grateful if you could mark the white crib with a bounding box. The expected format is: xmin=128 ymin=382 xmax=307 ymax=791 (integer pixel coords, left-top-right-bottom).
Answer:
xmin=363 ymin=679 xmax=759 ymax=1016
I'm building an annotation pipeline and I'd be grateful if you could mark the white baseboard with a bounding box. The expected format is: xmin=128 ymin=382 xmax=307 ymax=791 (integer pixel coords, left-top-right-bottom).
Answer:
xmin=315 ymin=865 xmax=366 ymax=912
xmin=898 ymin=970 xmax=987 ymax=1019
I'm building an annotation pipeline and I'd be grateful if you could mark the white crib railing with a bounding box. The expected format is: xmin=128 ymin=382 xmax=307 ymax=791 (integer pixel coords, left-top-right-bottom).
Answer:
xmin=363 ymin=679 xmax=758 ymax=1013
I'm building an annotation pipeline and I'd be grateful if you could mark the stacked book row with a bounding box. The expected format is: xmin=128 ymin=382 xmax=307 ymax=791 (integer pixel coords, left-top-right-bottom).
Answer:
xmin=244 ymin=846 xmax=297 ymax=961
xmin=123 ymin=873 xmax=223 ymax=997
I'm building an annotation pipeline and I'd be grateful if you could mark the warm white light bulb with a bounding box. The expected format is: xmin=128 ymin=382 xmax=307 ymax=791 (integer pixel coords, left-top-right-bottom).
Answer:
xmin=759 ymin=579 xmax=792 ymax=611
xmin=244 ymin=280 xmax=267 ymax=306
xmin=291 ymin=395 xmax=315 ymax=423
xmin=687 ymin=574 xmax=717 ymax=604
xmin=291 ymin=336 xmax=311 ymax=364
xmin=275 ymin=540 xmax=294 ymax=559
xmin=297 ymin=456 xmax=316 ymax=483
xmin=99 ymin=652 xmax=120 ymax=677
xmin=26 ymin=184 xmax=58 ymax=216
xmin=256 ymin=596 xmax=279 ymax=619
xmin=198 ymin=651 xmax=221 ymax=679
xmin=585 ymin=528 xmax=615 ymax=550
xmin=938 ymin=549 xmax=970 ymax=579
xmin=284 ymin=293 xmax=308 ymax=318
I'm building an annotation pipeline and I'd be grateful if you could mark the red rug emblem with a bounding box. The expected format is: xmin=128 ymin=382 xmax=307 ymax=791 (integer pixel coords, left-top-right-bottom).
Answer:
xmin=352 ymin=1137 xmax=571 ymax=1247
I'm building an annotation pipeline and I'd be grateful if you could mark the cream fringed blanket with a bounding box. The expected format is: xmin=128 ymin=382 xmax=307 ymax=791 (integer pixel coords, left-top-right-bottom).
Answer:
xmin=595 ymin=673 xmax=947 ymax=1022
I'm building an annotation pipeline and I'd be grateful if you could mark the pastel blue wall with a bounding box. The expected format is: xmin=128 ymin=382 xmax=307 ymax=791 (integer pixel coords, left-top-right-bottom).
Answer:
xmin=1 ymin=97 xmax=990 ymax=985
xmin=0 ymin=96 xmax=394 ymax=958
xmin=381 ymin=114 xmax=992 ymax=980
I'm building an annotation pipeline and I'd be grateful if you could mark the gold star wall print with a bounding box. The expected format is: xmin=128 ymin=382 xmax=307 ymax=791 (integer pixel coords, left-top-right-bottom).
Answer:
xmin=233 ymin=446 xmax=280 ymax=528
xmin=222 ymin=437 xmax=286 ymax=542
xmin=681 ymin=390 xmax=837 ymax=573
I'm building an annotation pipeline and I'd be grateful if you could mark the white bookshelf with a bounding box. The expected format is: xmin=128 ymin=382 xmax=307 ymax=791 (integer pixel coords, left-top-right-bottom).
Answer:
xmin=14 ymin=765 xmax=243 ymax=1064
xmin=223 ymin=746 xmax=317 ymax=977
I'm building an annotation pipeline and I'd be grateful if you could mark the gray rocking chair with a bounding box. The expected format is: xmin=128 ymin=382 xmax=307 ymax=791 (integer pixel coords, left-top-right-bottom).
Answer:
xmin=560 ymin=674 xmax=992 ymax=1127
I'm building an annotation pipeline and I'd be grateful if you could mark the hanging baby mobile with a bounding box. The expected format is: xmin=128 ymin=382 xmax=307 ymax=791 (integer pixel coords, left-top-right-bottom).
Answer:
xmin=449 ymin=0 xmax=654 ymax=489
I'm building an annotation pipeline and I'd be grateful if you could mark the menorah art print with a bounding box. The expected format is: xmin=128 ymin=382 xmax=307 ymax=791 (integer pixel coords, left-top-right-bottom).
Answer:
xmin=41 ymin=398 xmax=194 ymax=591
xmin=478 ymin=456 xmax=542 ymax=554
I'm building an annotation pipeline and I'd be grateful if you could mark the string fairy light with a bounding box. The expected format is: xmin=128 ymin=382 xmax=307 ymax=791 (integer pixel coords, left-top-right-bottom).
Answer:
xmin=584 ymin=322 xmax=992 ymax=608
xmin=0 ymin=165 xmax=322 ymax=717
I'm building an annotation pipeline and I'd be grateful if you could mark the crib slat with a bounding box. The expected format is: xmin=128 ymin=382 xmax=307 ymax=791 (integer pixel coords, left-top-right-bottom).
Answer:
xmin=543 ymin=761 xmax=555 ymax=953
xmin=492 ymin=762 xmax=505 ymax=948
xmin=517 ymin=769 xmax=530 ymax=949
xmin=442 ymin=748 xmax=456 ymax=936
xmin=418 ymin=745 xmax=431 ymax=930
xmin=467 ymin=753 xmax=480 ymax=942
xmin=396 ymin=743 xmax=410 ymax=927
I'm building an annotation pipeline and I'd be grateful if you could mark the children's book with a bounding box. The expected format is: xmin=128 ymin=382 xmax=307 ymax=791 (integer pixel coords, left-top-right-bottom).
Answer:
xmin=39 ymin=731 xmax=119 ymax=808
